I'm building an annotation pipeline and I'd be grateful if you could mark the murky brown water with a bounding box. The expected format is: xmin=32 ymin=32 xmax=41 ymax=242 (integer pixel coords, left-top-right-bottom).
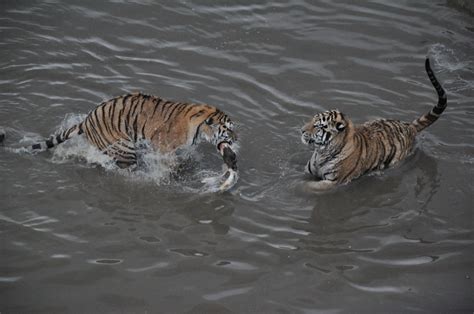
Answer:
xmin=1 ymin=1 xmax=473 ymax=313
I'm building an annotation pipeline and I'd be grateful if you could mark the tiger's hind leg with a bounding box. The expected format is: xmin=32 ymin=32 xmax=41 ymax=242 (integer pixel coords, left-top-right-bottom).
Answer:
xmin=104 ymin=139 xmax=138 ymax=169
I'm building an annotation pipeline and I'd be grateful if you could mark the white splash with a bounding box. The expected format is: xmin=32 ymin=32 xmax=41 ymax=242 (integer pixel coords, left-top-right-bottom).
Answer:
xmin=200 ymin=168 xmax=239 ymax=193
xmin=429 ymin=43 xmax=470 ymax=72
xmin=429 ymin=43 xmax=474 ymax=92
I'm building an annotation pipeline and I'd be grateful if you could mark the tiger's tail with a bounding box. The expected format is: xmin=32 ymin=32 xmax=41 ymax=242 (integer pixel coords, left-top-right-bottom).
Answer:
xmin=412 ymin=58 xmax=447 ymax=133
xmin=29 ymin=123 xmax=84 ymax=152
xmin=0 ymin=129 xmax=5 ymax=146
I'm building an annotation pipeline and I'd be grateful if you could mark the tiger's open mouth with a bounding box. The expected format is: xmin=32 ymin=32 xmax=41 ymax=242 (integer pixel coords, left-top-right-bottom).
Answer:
xmin=215 ymin=140 xmax=238 ymax=191
xmin=217 ymin=141 xmax=231 ymax=153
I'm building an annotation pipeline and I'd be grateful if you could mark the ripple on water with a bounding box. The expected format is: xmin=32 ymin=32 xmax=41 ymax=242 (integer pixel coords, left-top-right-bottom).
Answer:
xmin=170 ymin=248 xmax=209 ymax=257
xmin=126 ymin=262 xmax=169 ymax=273
xmin=214 ymin=260 xmax=258 ymax=271
xmin=348 ymin=282 xmax=409 ymax=294
xmin=50 ymin=254 xmax=71 ymax=259
xmin=88 ymin=259 xmax=123 ymax=265
xmin=358 ymin=255 xmax=437 ymax=266
xmin=203 ymin=287 xmax=254 ymax=302
xmin=138 ymin=235 xmax=161 ymax=243
xmin=0 ymin=276 xmax=22 ymax=283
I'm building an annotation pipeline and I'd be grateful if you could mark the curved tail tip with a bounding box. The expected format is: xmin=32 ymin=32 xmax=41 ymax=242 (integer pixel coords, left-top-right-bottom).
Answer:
xmin=425 ymin=57 xmax=431 ymax=69
xmin=0 ymin=129 xmax=5 ymax=144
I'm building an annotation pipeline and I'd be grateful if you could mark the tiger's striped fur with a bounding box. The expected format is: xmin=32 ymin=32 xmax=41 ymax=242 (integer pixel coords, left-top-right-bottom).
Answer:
xmin=301 ymin=58 xmax=447 ymax=191
xmin=29 ymin=93 xmax=237 ymax=168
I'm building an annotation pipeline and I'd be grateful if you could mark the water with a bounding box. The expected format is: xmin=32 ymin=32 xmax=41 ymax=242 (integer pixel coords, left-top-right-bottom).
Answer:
xmin=1 ymin=1 xmax=473 ymax=312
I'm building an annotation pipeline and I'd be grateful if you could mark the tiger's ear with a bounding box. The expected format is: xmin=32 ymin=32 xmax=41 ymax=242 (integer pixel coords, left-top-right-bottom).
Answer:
xmin=336 ymin=122 xmax=345 ymax=131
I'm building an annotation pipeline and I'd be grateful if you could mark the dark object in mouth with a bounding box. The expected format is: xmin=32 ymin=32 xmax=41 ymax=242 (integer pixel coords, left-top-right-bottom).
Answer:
xmin=222 ymin=146 xmax=237 ymax=171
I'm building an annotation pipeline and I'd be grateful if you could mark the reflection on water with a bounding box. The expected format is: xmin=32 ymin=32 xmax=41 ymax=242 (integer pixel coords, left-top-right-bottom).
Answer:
xmin=1 ymin=0 xmax=473 ymax=313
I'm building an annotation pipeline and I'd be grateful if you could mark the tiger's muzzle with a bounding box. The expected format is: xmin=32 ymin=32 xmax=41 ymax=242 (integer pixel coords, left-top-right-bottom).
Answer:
xmin=301 ymin=129 xmax=314 ymax=145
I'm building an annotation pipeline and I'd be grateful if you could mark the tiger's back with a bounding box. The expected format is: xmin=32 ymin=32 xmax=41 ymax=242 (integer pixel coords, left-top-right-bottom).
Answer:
xmin=83 ymin=94 xmax=196 ymax=149
xmin=336 ymin=119 xmax=417 ymax=184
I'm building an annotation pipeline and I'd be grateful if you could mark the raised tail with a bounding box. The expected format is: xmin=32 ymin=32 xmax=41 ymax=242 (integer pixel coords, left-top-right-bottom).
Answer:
xmin=0 ymin=128 xmax=5 ymax=145
xmin=30 ymin=123 xmax=83 ymax=152
xmin=412 ymin=58 xmax=447 ymax=132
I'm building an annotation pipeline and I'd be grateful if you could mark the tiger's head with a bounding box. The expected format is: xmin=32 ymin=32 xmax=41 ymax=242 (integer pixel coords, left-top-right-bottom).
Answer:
xmin=195 ymin=109 xmax=237 ymax=152
xmin=301 ymin=110 xmax=350 ymax=147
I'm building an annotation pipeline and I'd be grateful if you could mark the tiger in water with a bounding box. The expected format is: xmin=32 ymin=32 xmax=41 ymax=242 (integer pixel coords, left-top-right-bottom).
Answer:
xmin=5 ymin=93 xmax=238 ymax=177
xmin=300 ymin=58 xmax=447 ymax=191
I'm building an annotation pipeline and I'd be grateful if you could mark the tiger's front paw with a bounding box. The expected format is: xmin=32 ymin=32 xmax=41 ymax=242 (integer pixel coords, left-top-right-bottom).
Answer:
xmin=304 ymin=180 xmax=337 ymax=193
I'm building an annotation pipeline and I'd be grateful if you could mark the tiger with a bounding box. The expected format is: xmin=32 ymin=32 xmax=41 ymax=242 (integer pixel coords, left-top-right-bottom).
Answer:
xmin=300 ymin=58 xmax=447 ymax=191
xmin=11 ymin=92 xmax=238 ymax=173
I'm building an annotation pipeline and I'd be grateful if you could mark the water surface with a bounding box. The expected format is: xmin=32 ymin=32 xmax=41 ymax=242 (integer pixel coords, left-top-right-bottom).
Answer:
xmin=1 ymin=1 xmax=473 ymax=313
